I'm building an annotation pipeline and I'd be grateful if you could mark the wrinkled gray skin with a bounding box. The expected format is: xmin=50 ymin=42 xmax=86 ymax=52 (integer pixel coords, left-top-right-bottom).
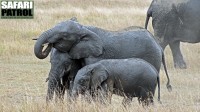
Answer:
xmin=145 ymin=0 xmax=200 ymax=69
xmin=46 ymin=48 xmax=82 ymax=102
xmin=72 ymin=58 xmax=160 ymax=106
xmin=34 ymin=18 xmax=171 ymax=91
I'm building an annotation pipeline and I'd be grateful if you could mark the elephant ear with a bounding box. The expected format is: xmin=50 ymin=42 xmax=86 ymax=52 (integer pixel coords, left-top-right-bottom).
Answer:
xmin=90 ymin=64 xmax=108 ymax=91
xmin=69 ymin=27 xmax=103 ymax=59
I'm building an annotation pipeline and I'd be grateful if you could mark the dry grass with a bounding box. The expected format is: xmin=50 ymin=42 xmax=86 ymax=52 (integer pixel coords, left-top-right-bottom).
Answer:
xmin=0 ymin=0 xmax=200 ymax=111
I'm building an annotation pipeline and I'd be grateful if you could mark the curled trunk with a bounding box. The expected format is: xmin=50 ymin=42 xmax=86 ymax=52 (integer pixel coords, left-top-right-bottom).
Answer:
xmin=34 ymin=30 xmax=53 ymax=59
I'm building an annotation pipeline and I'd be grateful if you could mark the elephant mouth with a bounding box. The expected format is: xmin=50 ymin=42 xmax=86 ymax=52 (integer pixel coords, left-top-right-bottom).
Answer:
xmin=53 ymin=43 xmax=69 ymax=53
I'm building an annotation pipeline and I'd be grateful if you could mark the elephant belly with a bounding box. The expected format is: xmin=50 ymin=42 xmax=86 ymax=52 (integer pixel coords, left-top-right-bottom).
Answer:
xmin=176 ymin=29 xmax=200 ymax=43
xmin=113 ymin=86 xmax=153 ymax=98
xmin=113 ymin=80 xmax=155 ymax=98
xmin=175 ymin=0 xmax=200 ymax=43
xmin=112 ymin=87 xmax=139 ymax=97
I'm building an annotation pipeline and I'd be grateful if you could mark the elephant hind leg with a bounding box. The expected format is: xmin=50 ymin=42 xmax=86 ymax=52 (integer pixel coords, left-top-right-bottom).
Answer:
xmin=169 ymin=41 xmax=187 ymax=69
xmin=138 ymin=89 xmax=154 ymax=106
xmin=122 ymin=97 xmax=132 ymax=107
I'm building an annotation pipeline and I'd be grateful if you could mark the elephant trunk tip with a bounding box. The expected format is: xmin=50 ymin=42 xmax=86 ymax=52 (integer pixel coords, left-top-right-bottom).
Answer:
xmin=34 ymin=30 xmax=53 ymax=59
xmin=34 ymin=43 xmax=52 ymax=59
xmin=71 ymin=90 xmax=79 ymax=100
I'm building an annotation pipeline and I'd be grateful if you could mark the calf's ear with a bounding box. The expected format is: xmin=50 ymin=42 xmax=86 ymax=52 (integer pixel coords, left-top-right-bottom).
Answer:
xmin=91 ymin=64 xmax=108 ymax=90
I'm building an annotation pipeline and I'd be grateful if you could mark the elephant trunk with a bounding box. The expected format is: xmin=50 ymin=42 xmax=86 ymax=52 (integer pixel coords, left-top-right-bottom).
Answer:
xmin=46 ymin=70 xmax=62 ymax=102
xmin=71 ymin=85 xmax=80 ymax=100
xmin=71 ymin=90 xmax=78 ymax=100
xmin=34 ymin=30 xmax=53 ymax=59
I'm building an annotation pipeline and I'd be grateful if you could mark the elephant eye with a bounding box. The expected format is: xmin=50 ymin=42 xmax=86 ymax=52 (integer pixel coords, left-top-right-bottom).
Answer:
xmin=79 ymin=78 xmax=89 ymax=85
xmin=62 ymin=33 xmax=68 ymax=36
xmin=63 ymin=61 xmax=69 ymax=66
xmin=79 ymin=79 xmax=85 ymax=84
xmin=81 ymin=37 xmax=89 ymax=41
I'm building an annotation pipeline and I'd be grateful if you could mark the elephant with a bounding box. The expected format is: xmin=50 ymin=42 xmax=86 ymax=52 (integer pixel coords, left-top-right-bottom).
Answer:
xmin=71 ymin=58 xmax=160 ymax=106
xmin=46 ymin=48 xmax=82 ymax=102
xmin=145 ymin=0 xmax=200 ymax=69
xmin=34 ymin=18 xmax=172 ymax=91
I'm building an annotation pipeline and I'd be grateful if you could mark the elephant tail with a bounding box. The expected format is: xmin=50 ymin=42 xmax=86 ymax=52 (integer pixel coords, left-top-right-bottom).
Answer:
xmin=157 ymin=75 xmax=161 ymax=103
xmin=145 ymin=13 xmax=151 ymax=29
xmin=145 ymin=4 xmax=152 ymax=29
xmin=162 ymin=52 xmax=172 ymax=92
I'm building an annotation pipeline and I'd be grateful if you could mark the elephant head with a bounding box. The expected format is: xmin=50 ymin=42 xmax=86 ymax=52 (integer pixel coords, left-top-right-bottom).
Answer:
xmin=72 ymin=64 xmax=108 ymax=98
xmin=34 ymin=17 xmax=103 ymax=59
xmin=46 ymin=49 xmax=73 ymax=101
xmin=49 ymin=49 xmax=72 ymax=81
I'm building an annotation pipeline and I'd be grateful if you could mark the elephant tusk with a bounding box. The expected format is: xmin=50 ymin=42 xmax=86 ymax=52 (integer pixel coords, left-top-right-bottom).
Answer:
xmin=41 ymin=43 xmax=49 ymax=47
xmin=61 ymin=78 xmax=63 ymax=85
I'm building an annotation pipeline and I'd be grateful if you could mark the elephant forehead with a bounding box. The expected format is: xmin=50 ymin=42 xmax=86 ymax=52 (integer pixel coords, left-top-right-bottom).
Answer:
xmin=74 ymin=74 xmax=88 ymax=83
xmin=51 ymin=54 xmax=71 ymax=61
xmin=77 ymin=67 xmax=92 ymax=76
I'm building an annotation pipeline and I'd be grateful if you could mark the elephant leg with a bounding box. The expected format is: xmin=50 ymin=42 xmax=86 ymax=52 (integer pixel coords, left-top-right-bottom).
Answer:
xmin=55 ymin=75 xmax=72 ymax=102
xmin=138 ymin=88 xmax=153 ymax=106
xmin=122 ymin=97 xmax=132 ymax=107
xmin=159 ymin=41 xmax=168 ymax=50
xmin=46 ymin=78 xmax=57 ymax=102
xmin=97 ymin=84 xmax=109 ymax=104
xmin=99 ymin=81 xmax=114 ymax=104
xmin=169 ymin=41 xmax=187 ymax=69
xmin=66 ymin=81 xmax=74 ymax=102
xmin=47 ymin=75 xmax=64 ymax=102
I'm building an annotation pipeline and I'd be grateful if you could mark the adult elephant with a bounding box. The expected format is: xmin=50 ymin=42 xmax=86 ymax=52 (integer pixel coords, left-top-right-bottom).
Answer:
xmin=145 ymin=0 xmax=200 ymax=69
xmin=34 ymin=18 xmax=172 ymax=91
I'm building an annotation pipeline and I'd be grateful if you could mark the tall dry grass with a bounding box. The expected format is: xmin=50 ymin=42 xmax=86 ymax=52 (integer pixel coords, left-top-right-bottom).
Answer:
xmin=0 ymin=0 xmax=200 ymax=112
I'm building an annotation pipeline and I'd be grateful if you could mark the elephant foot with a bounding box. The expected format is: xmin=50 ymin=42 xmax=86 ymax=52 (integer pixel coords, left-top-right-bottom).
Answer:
xmin=46 ymin=96 xmax=53 ymax=103
xmin=174 ymin=61 xmax=187 ymax=69
xmin=158 ymin=100 xmax=162 ymax=104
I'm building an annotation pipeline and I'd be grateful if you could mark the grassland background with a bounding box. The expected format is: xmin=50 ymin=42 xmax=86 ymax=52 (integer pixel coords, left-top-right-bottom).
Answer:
xmin=0 ymin=0 xmax=200 ymax=111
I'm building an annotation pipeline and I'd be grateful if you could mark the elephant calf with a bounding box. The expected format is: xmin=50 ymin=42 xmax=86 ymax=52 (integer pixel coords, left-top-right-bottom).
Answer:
xmin=46 ymin=48 xmax=82 ymax=102
xmin=72 ymin=58 xmax=160 ymax=106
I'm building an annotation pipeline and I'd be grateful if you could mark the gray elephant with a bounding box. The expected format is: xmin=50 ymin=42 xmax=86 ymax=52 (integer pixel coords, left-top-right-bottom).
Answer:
xmin=34 ymin=18 xmax=171 ymax=91
xmin=46 ymin=48 xmax=82 ymax=102
xmin=72 ymin=58 xmax=160 ymax=106
xmin=145 ymin=0 xmax=200 ymax=69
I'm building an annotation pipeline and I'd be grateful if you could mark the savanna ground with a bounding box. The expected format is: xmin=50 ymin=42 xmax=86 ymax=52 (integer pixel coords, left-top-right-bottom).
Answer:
xmin=0 ymin=0 xmax=200 ymax=111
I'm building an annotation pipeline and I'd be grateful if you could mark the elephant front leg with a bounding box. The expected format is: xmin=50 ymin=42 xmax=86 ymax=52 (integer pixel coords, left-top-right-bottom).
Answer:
xmin=98 ymin=81 xmax=113 ymax=104
xmin=169 ymin=41 xmax=187 ymax=69
xmin=47 ymin=76 xmax=64 ymax=103
xmin=97 ymin=85 xmax=109 ymax=104
xmin=66 ymin=81 xmax=74 ymax=102
xmin=55 ymin=82 xmax=65 ymax=103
